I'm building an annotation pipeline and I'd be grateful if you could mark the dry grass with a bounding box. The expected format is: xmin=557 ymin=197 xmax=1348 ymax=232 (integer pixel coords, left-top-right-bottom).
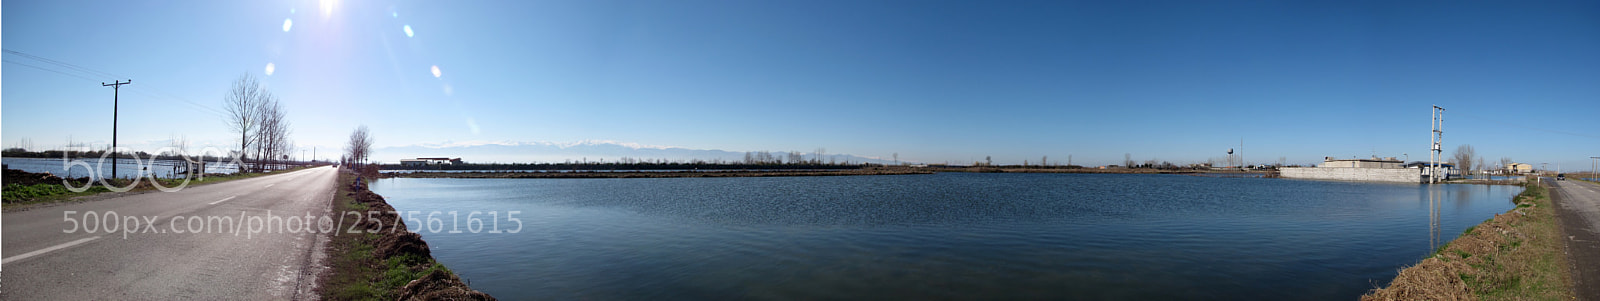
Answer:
xmin=320 ymin=169 xmax=494 ymax=301
xmin=1362 ymin=183 xmax=1573 ymax=301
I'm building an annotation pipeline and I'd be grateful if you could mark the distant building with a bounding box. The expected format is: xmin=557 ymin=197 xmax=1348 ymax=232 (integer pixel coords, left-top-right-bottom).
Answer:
xmin=1507 ymin=163 xmax=1534 ymax=174
xmin=1319 ymin=157 xmax=1404 ymax=169
xmin=400 ymin=157 xmax=463 ymax=167
xmin=1404 ymin=162 xmax=1456 ymax=178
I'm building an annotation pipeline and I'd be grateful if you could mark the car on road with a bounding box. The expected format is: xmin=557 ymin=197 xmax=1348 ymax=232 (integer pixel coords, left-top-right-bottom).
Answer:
xmin=1557 ymin=173 xmax=1566 ymax=180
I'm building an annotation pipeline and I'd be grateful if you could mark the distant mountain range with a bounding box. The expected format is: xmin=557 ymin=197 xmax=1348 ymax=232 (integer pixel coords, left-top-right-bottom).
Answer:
xmin=373 ymin=140 xmax=895 ymax=165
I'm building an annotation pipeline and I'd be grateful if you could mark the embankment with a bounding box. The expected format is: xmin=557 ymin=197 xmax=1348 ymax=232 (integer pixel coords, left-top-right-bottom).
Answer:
xmin=322 ymin=167 xmax=495 ymax=300
xmin=385 ymin=168 xmax=932 ymax=179
xmin=1361 ymin=182 xmax=1573 ymax=300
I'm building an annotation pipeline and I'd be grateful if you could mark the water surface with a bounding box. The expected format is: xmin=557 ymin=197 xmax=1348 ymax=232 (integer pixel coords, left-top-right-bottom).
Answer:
xmin=3 ymin=157 xmax=241 ymax=180
xmin=372 ymin=173 xmax=1518 ymax=300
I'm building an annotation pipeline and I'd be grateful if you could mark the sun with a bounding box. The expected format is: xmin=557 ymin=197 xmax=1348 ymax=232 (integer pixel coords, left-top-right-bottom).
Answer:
xmin=319 ymin=0 xmax=338 ymax=17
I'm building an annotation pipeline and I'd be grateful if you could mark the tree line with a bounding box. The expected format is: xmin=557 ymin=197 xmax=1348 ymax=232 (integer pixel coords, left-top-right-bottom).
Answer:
xmin=223 ymin=74 xmax=294 ymax=172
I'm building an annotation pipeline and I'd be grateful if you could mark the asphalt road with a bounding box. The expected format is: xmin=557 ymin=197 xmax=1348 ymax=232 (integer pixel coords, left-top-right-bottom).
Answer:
xmin=2 ymin=166 xmax=338 ymax=300
xmin=1550 ymin=178 xmax=1600 ymax=300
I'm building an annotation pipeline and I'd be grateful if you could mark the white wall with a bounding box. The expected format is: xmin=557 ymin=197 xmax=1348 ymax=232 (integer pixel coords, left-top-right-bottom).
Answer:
xmin=1280 ymin=167 xmax=1421 ymax=183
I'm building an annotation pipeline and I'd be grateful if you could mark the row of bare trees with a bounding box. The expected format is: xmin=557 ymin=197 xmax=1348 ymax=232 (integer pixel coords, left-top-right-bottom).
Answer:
xmin=223 ymin=73 xmax=293 ymax=172
xmin=345 ymin=125 xmax=373 ymax=165
xmin=742 ymin=150 xmax=839 ymax=165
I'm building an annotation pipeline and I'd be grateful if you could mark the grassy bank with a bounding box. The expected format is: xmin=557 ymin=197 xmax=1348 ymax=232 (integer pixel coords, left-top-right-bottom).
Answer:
xmin=1362 ymin=182 xmax=1573 ymax=300
xmin=2 ymin=166 xmax=317 ymax=210
xmin=322 ymin=169 xmax=494 ymax=300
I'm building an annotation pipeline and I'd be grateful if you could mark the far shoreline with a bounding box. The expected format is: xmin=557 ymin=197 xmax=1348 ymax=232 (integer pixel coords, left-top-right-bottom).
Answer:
xmin=376 ymin=166 xmax=1284 ymax=179
xmin=381 ymin=168 xmax=934 ymax=179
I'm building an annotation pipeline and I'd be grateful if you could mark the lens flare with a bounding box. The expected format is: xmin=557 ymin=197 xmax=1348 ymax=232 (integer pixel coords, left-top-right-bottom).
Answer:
xmin=265 ymin=63 xmax=276 ymax=76
xmin=404 ymin=25 xmax=414 ymax=37
xmin=282 ymin=19 xmax=293 ymax=32
xmin=431 ymin=65 xmax=442 ymax=78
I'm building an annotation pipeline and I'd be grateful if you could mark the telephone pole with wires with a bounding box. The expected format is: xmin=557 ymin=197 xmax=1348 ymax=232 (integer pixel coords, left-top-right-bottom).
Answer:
xmin=104 ymin=79 xmax=132 ymax=180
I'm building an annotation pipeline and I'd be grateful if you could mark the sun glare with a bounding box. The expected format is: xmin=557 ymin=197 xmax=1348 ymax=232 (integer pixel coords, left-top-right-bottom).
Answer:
xmin=431 ymin=65 xmax=442 ymax=78
xmin=282 ymin=19 xmax=293 ymax=32
xmin=319 ymin=0 xmax=337 ymax=17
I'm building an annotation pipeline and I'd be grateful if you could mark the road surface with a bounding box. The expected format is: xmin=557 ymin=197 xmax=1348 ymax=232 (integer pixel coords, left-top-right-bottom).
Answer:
xmin=2 ymin=166 xmax=337 ymax=300
xmin=1550 ymin=178 xmax=1600 ymax=300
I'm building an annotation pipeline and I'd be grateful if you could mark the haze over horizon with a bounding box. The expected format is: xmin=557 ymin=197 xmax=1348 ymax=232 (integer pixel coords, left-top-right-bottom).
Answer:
xmin=4 ymin=1 xmax=1597 ymax=167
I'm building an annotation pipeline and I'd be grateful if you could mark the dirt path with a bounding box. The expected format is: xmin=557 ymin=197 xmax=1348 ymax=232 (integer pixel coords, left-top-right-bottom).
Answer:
xmin=1548 ymin=179 xmax=1600 ymax=300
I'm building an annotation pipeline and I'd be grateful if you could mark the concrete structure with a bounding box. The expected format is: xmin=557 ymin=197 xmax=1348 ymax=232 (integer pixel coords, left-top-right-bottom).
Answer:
xmin=1281 ymin=167 xmax=1423 ymax=183
xmin=1279 ymin=156 xmax=1422 ymax=183
xmin=399 ymin=159 xmax=428 ymax=167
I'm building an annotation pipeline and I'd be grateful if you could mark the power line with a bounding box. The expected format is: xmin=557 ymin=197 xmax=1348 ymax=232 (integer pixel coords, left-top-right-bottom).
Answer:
xmin=3 ymin=50 xmax=228 ymax=118
xmin=4 ymin=49 xmax=125 ymax=79
xmin=3 ymin=59 xmax=105 ymax=82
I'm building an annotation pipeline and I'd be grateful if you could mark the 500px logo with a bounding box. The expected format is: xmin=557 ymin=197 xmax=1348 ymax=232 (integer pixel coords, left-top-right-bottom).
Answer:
xmin=61 ymin=146 xmax=243 ymax=193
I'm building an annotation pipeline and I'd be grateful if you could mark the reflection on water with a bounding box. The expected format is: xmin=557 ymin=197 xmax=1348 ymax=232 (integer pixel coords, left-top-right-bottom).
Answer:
xmin=373 ymin=173 xmax=1520 ymax=300
xmin=1429 ymin=186 xmax=1441 ymax=251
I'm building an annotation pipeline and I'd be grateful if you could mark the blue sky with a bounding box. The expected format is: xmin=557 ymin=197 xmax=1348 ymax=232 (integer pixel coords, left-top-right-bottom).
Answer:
xmin=4 ymin=0 xmax=1598 ymax=168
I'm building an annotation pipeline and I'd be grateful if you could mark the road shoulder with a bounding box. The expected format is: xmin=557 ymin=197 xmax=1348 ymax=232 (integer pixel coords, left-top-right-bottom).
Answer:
xmin=1550 ymin=179 xmax=1600 ymax=300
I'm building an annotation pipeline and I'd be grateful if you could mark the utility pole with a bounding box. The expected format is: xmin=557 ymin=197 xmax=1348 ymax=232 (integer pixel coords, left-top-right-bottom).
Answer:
xmin=103 ymin=80 xmax=132 ymax=180
xmin=1430 ymin=105 xmax=1445 ymax=184
xmin=1590 ymin=156 xmax=1598 ymax=181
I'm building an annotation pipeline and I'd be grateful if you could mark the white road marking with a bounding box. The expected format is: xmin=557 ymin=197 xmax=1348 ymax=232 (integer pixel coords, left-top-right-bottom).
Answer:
xmin=209 ymin=196 xmax=238 ymax=205
xmin=265 ymin=183 xmax=276 ymax=188
xmin=3 ymin=236 xmax=102 ymax=264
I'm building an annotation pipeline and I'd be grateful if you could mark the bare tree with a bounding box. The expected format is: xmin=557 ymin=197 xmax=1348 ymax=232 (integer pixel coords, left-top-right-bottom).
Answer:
xmin=346 ymin=125 xmax=372 ymax=165
xmin=223 ymin=73 xmax=266 ymax=171
xmin=1041 ymin=155 xmax=1048 ymax=167
xmin=1124 ymin=153 xmax=1133 ymax=167
xmin=893 ymin=153 xmax=899 ymax=165
xmin=1452 ymin=144 xmax=1476 ymax=172
xmin=253 ymin=96 xmax=291 ymax=170
xmin=165 ymin=135 xmax=190 ymax=157
xmin=1500 ymin=157 xmax=1513 ymax=170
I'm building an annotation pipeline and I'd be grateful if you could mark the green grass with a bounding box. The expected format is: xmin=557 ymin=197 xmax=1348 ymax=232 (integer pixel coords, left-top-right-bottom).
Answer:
xmin=1468 ymin=182 xmax=1571 ymax=300
xmin=323 ymin=171 xmax=472 ymax=300
xmin=1 ymin=166 xmax=316 ymax=209
xmin=1 ymin=183 xmax=111 ymax=203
